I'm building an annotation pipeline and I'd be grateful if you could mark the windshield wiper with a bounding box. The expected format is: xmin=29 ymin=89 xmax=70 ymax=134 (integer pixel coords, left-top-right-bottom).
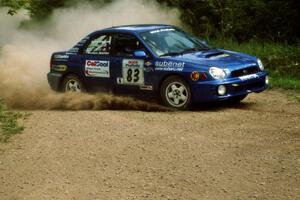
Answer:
xmin=180 ymin=48 xmax=199 ymax=54
xmin=201 ymin=47 xmax=211 ymax=51
xmin=160 ymin=48 xmax=199 ymax=57
xmin=160 ymin=47 xmax=211 ymax=57
xmin=180 ymin=47 xmax=211 ymax=54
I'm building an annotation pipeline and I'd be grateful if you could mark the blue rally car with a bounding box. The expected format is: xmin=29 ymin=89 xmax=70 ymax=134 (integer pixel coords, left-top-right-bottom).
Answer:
xmin=48 ymin=24 xmax=268 ymax=109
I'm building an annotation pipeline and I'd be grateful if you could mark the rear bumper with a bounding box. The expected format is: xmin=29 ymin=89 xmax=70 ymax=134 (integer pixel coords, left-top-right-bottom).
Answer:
xmin=192 ymin=71 xmax=268 ymax=102
xmin=47 ymin=72 xmax=64 ymax=91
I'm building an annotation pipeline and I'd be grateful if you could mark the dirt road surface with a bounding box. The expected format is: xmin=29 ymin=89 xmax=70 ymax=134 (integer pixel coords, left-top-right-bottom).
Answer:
xmin=0 ymin=90 xmax=299 ymax=200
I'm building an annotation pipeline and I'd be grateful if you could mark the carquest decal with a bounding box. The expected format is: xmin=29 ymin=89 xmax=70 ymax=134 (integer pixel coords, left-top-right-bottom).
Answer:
xmin=122 ymin=59 xmax=144 ymax=85
xmin=85 ymin=60 xmax=110 ymax=78
xmin=155 ymin=61 xmax=185 ymax=71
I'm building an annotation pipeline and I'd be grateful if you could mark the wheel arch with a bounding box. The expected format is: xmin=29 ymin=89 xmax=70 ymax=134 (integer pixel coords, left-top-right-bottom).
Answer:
xmin=158 ymin=73 xmax=191 ymax=92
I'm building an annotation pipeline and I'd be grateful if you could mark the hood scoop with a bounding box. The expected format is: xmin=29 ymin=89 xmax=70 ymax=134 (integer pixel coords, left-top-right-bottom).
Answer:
xmin=194 ymin=49 xmax=228 ymax=59
xmin=204 ymin=52 xmax=225 ymax=58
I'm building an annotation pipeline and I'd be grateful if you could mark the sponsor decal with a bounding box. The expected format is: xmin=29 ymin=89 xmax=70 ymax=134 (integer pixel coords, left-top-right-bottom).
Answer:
xmin=85 ymin=60 xmax=110 ymax=78
xmin=140 ymin=85 xmax=153 ymax=91
xmin=98 ymin=51 xmax=109 ymax=55
xmin=122 ymin=59 xmax=144 ymax=85
xmin=52 ymin=54 xmax=69 ymax=62
xmin=53 ymin=54 xmax=69 ymax=59
xmin=239 ymin=74 xmax=259 ymax=81
xmin=117 ymin=77 xmax=124 ymax=84
xmin=69 ymin=47 xmax=80 ymax=53
xmin=144 ymin=67 xmax=154 ymax=73
xmin=150 ymin=28 xmax=175 ymax=34
xmin=145 ymin=61 xmax=152 ymax=67
xmin=144 ymin=61 xmax=154 ymax=72
xmin=155 ymin=61 xmax=185 ymax=71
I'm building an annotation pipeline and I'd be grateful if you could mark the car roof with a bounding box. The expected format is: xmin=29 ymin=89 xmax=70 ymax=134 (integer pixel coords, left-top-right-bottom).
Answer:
xmin=100 ymin=24 xmax=174 ymax=34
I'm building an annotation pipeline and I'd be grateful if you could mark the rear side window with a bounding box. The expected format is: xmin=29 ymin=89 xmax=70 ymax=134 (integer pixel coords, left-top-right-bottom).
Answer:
xmin=84 ymin=35 xmax=112 ymax=55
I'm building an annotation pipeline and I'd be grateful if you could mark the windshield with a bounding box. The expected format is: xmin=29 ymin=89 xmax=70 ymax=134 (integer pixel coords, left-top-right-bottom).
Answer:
xmin=140 ymin=28 xmax=210 ymax=57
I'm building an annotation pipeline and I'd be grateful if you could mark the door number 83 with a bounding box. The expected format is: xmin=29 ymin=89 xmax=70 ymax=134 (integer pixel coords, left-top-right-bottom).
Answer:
xmin=126 ymin=68 xmax=140 ymax=83
xmin=122 ymin=59 xmax=144 ymax=85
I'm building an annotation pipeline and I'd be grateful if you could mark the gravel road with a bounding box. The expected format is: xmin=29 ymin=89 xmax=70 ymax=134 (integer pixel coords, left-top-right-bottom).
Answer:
xmin=0 ymin=90 xmax=299 ymax=200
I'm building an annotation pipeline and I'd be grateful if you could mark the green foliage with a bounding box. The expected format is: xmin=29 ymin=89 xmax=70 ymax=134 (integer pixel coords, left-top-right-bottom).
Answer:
xmin=158 ymin=0 xmax=300 ymax=43
xmin=269 ymin=75 xmax=300 ymax=91
xmin=0 ymin=100 xmax=24 ymax=143
xmin=27 ymin=0 xmax=66 ymax=19
xmin=1 ymin=0 xmax=113 ymax=19
xmin=0 ymin=0 xmax=29 ymax=15
xmin=222 ymin=0 xmax=300 ymax=42
xmin=1 ymin=0 xmax=299 ymax=42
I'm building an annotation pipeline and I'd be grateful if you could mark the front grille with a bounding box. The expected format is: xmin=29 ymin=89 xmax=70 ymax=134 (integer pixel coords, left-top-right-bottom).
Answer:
xmin=231 ymin=66 xmax=259 ymax=77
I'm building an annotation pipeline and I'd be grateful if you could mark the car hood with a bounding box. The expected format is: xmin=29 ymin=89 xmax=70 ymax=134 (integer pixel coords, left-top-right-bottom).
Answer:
xmin=166 ymin=49 xmax=258 ymax=70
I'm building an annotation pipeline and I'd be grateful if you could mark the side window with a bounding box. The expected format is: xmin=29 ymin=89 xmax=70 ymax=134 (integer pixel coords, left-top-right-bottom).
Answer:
xmin=85 ymin=35 xmax=112 ymax=55
xmin=114 ymin=34 xmax=146 ymax=57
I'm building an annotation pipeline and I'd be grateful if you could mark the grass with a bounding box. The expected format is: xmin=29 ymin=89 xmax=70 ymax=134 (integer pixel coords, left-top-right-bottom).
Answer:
xmin=0 ymin=100 xmax=24 ymax=143
xmin=209 ymin=38 xmax=300 ymax=91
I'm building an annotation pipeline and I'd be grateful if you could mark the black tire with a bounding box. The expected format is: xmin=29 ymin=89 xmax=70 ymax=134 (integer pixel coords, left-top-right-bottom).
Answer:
xmin=62 ymin=74 xmax=86 ymax=93
xmin=160 ymin=75 xmax=192 ymax=110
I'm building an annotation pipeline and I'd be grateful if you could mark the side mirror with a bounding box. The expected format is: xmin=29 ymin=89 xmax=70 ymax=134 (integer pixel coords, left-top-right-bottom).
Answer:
xmin=134 ymin=50 xmax=147 ymax=59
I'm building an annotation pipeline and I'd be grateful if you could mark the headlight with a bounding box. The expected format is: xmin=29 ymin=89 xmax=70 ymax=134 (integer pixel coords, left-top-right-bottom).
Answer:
xmin=209 ymin=67 xmax=226 ymax=80
xmin=257 ymin=59 xmax=264 ymax=70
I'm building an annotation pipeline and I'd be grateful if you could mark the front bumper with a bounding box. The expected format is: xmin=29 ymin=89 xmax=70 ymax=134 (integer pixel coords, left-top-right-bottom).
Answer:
xmin=192 ymin=71 xmax=268 ymax=102
xmin=47 ymin=72 xmax=64 ymax=91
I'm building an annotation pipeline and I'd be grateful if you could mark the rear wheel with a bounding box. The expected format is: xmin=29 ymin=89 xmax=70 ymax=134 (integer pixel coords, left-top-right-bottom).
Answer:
xmin=62 ymin=74 xmax=86 ymax=93
xmin=160 ymin=76 xmax=192 ymax=110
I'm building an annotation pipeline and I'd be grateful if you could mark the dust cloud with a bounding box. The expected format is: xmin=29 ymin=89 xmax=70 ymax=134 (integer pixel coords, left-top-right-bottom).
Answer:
xmin=0 ymin=0 xmax=181 ymax=111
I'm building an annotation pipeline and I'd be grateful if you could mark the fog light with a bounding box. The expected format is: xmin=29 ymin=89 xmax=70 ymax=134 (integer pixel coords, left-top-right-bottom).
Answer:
xmin=218 ymin=85 xmax=227 ymax=96
xmin=265 ymin=76 xmax=269 ymax=85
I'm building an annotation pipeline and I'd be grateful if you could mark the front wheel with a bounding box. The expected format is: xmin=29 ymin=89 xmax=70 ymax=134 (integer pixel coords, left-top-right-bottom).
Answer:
xmin=160 ymin=76 xmax=192 ymax=110
xmin=62 ymin=74 xmax=86 ymax=93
